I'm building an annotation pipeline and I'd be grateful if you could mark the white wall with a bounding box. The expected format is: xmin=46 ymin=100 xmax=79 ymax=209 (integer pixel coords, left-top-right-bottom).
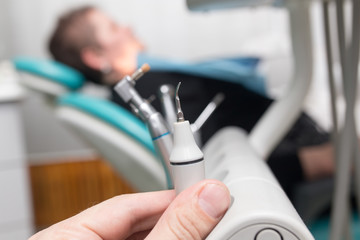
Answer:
xmin=1 ymin=0 xmax=290 ymax=59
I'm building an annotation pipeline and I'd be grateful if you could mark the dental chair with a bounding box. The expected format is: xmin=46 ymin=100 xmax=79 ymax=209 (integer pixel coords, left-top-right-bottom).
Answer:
xmin=13 ymin=57 xmax=167 ymax=192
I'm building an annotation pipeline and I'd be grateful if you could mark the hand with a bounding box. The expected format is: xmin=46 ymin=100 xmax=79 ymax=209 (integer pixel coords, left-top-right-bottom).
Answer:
xmin=29 ymin=179 xmax=230 ymax=240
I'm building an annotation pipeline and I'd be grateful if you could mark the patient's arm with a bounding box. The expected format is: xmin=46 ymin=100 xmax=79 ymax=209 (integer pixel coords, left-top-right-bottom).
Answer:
xmin=299 ymin=143 xmax=335 ymax=181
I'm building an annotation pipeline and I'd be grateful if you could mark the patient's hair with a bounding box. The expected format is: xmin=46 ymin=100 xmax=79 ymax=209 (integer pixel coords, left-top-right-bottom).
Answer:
xmin=48 ymin=5 xmax=102 ymax=84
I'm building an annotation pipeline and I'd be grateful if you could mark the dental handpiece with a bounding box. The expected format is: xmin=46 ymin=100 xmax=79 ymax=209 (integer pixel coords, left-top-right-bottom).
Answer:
xmin=191 ymin=92 xmax=225 ymax=147
xmin=158 ymin=84 xmax=177 ymax=132
xmin=192 ymin=92 xmax=225 ymax=133
xmin=170 ymin=82 xmax=205 ymax=195
xmin=113 ymin=64 xmax=173 ymax=188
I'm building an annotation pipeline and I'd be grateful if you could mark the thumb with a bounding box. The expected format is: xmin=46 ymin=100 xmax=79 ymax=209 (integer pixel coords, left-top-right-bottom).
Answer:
xmin=146 ymin=179 xmax=230 ymax=240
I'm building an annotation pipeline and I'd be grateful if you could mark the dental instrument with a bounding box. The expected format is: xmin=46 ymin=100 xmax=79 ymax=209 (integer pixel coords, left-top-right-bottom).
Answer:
xmin=170 ymin=82 xmax=205 ymax=195
xmin=191 ymin=92 xmax=225 ymax=143
xmin=158 ymin=84 xmax=177 ymax=131
xmin=158 ymin=83 xmax=224 ymax=147
xmin=131 ymin=63 xmax=150 ymax=81
xmin=114 ymin=64 xmax=173 ymax=188
xmin=114 ymin=66 xmax=222 ymax=190
xmin=190 ymin=92 xmax=225 ymax=147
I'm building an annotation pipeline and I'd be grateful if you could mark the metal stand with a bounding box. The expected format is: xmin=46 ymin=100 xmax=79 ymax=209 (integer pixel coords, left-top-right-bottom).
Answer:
xmin=321 ymin=0 xmax=360 ymax=238
xmin=249 ymin=0 xmax=314 ymax=159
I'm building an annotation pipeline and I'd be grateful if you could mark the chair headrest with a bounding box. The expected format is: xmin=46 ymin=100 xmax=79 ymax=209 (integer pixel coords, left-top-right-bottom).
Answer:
xmin=13 ymin=57 xmax=85 ymax=91
xmin=58 ymin=93 xmax=156 ymax=154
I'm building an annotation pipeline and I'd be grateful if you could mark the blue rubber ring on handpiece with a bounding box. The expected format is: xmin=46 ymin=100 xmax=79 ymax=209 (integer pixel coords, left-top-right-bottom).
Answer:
xmin=151 ymin=131 xmax=173 ymax=189
xmin=152 ymin=131 xmax=171 ymax=141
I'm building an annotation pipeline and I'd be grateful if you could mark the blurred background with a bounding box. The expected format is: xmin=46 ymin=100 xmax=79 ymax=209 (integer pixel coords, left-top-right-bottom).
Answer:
xmin=0 ymin=0 xmax=353 ymax=238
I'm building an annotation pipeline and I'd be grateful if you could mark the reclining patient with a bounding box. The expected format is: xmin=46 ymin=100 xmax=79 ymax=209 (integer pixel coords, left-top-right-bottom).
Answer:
xmin=48 ymin=5 xmax=335 ymax=200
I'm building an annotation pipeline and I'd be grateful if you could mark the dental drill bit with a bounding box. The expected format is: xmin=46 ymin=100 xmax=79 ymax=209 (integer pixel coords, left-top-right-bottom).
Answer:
xmin=131 ymin=63 xmax=151 ymax=82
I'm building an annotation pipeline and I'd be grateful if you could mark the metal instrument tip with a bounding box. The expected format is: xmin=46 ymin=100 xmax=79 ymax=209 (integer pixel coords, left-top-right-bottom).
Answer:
xmin=175 ymin=82 xmax=185 ymax=122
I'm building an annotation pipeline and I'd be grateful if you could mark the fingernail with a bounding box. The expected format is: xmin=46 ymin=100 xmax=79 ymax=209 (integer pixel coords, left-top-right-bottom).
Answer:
xmin=198 ymin=183 xmax=230 ymax=219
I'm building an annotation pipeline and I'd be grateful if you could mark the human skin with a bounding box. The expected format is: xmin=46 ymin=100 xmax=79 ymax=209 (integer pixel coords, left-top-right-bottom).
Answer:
xmin=81 ymin=9 xmax=144 ymax=84
xmin=29 ymin=179 xmax=231 ymax=240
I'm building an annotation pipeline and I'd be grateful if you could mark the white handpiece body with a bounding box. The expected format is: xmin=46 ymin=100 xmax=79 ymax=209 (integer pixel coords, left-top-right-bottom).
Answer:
xmin=170 ymin=120 xmax=205 ymax=194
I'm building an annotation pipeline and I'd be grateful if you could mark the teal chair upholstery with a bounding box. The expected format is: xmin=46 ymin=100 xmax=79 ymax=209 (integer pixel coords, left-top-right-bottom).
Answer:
xmin=58 ymin=93 xmax=156 ymax=154
xmin=13 ymin=56 xmax=85 ymax=90
xmin=309 ymin=213 xmax=360 ymax=240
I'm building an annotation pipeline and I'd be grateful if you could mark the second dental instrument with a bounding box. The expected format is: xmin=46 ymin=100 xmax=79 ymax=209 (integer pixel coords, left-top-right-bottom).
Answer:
xmin=170 ymin=82 xmax=205 ymax=195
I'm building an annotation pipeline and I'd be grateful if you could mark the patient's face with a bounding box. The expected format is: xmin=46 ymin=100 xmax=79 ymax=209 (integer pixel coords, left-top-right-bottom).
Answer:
xmin=87 ymin=9 xmax=144 ymax=78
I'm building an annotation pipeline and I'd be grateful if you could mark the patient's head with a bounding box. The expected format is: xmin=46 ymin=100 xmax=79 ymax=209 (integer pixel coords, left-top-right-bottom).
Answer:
xmin=49 ymin=6 xmax=144 ymax=85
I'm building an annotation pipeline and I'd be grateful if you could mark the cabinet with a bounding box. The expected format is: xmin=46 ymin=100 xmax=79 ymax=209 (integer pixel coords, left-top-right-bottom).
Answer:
xmin=0 ymin=63 xmax=34 ymax=239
